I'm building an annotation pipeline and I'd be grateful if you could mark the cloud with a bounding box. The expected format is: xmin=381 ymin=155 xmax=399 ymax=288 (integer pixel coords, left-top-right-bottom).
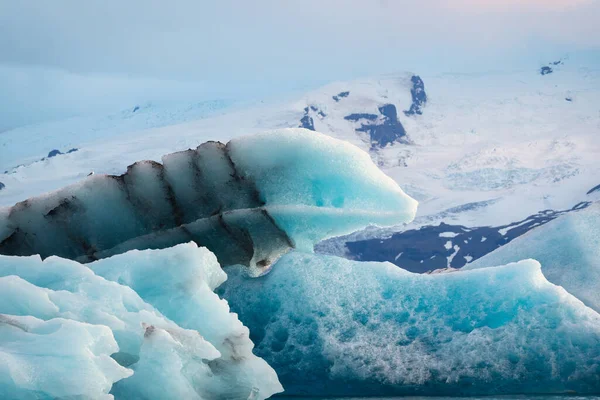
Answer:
xmin=0 ymin=0 xmax=598 ymax=129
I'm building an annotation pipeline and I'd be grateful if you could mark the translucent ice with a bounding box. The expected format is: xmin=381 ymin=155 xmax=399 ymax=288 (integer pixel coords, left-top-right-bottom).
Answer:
xmin=220 ymin=251 xmax=600 ymax=396
xmin=0 ymin=243 xmax=282 ymax=400
xmin=90 ymin=242 xmax=283 ymax=398
xmin=0 ymin=129 xmax=417 ymax=274
xmin=465 ymin=203 xmax=600 ymax=312
xmin=0 ymin=314 xmax=132 ymax=400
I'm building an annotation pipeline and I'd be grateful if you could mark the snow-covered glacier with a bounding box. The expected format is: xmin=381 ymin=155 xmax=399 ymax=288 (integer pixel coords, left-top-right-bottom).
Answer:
xmin=220 ymin=252 xmax=600 ymax=396
xmin=0 ymin=129 xmax=416 ymax=275
xmin=465 ymin=202 xmax=600 ymax=312
xmin=0 ymin=243 xmax=282 ymax=399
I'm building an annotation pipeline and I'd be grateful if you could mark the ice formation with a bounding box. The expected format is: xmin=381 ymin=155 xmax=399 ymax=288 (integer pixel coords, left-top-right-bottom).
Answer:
xmin=0 ymin=129 xmax=417 ymax=274
xmin=3 ymin=128 xmax=598 ymax=398
xmin=0 ymin=242 xmax=282 ymax=399
xmin=465 ymin=203 xmax=600 ymax=312
xmin=219 ymin=251 xmax=600 ymax=396
xmin=0 ymin=314 xmax=131 ymax=400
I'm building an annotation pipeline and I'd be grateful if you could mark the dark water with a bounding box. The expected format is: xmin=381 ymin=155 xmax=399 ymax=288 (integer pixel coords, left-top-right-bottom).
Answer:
xmin=277 ymin=397 xmax=600 ymax=400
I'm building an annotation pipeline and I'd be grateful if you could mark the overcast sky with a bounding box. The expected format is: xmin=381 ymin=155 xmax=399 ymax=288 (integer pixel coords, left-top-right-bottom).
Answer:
xmin=1 ymin=0 xmax=599 ymax=130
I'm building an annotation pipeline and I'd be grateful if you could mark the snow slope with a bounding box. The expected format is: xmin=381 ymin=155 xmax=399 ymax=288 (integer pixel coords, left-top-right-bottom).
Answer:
xmin=1 ymin=58 xmax=599 ymax=264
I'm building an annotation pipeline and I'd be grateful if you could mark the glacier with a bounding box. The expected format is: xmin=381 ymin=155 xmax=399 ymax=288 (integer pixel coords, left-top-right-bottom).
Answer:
xmin=219 ymin=251 xmax=600 ymax=396
xmin=464 ymin=203 xmax=600 ymax=312
xmin=0 ymin=242 xmax=282 ymax=400
xmin=0 ymin=129 xmax=417 ymax=275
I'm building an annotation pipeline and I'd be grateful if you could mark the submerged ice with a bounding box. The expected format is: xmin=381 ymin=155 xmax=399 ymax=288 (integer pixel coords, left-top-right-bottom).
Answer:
xmin=0 ymin=129 xmax=416 ymax=275
xmin=220 ymin=251 xmax=600 ymax=396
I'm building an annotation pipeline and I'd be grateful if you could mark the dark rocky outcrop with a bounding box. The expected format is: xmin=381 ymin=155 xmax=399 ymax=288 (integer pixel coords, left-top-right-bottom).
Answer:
xmin=404 ymin=75 xmax=427 ymax=116
xmin=333 ymin=202 xmax=590 ymax=273
xmin=0 ymin=182 xmax=4 ymax=191
xmin=587 ymin=184 xmax=600 ymax=195
xmin=344 ymin=113 xmax=378 ymax=122
xmin=299 ymin=105 xmax=328 ymax=131
xmin=300 ymin=115 xmax=315 ymax=131
xmin=346 ymin=104 xmax=406 ymax=148
xmin=332 ymin=91 xmax=350 ymax=102
xmin=540 ymin=66 xmax=553 ymax=76
xmin=299 ymin=107 xmax=315 ymax=131
xmin=47 ymin=148 xmax=79 ymax=159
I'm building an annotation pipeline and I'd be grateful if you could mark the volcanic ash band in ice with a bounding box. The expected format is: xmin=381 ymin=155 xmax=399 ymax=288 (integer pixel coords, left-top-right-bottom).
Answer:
xmin=0 ymin=129 xmax=417 ymax=275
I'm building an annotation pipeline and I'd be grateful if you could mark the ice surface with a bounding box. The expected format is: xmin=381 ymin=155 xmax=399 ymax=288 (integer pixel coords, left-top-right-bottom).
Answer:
xmin=464 ymin=203 xmax=600 ymax=312
xmin=228 ymin=130 xmax=417 ymax=251
xmin=219 ymin=251 xmax=600 ymax=396
xmin=0 ymin=314 xmax=131 ymax=400
xmin=0 ymin=129 xmax=417 ymax=274
xmin=90 ymin=242 xmax=283 ymax=398
xmin=0 ymin=243 xmax=282 ymax=399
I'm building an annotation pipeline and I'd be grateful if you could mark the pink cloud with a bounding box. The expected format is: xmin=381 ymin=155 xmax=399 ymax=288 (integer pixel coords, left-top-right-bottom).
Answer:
xmin=445 ymin=0 xmax=594 ymax=12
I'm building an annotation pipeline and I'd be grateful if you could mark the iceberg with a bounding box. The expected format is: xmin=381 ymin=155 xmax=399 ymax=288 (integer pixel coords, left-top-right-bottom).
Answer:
xmin=0 ymin=129 xmax=417 ymax=275
xmin=3 ymin=128 xmax=597 ymax=398
xmin=219 ymin=251 xmax=600 ymax=396
xmin=89 ymin=242 xmax=283 ymax=399
xmin=0 ymin=314 xmax=131 ymax=400
xmin=464 ymin=203 xmax=600 ymax=312
xmin=0 ymin=243 xmax=282 ymax=400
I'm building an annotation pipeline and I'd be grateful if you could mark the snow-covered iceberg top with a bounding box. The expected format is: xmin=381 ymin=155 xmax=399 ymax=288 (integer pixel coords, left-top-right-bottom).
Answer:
xmin=0 ymin=243 xmax=282 ymax=399
xmin=0 ymin=129 xmax=417 ymax=275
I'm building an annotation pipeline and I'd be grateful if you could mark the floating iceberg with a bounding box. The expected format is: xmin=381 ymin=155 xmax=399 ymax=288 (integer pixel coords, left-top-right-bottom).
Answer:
xmin=465 ymin=203 xmax=600 ymax=312
xmin=0 ymin=314 xmax=131 ymax=400
xmin=0 ymin=129 xmax=417 ymax=275
xmin=90 ymin=242 xmax=283 ymax=399
xmin=0 ymin=242 xmax=282 ymax=400
xmin=219 ymin=251 xmax=600 ymax=396
xmin=3 ymin=129 xmax=598 ymax=398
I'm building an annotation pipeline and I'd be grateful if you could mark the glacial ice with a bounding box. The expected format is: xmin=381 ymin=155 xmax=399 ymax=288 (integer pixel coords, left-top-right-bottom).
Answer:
xmin=465 ymin=203 xmax=600 ymax=312
xmin=3 ymin=128 xmax=598 ymax=399
xmin=0 ymin=129 xmax=417 ymax=274
xmin=0 ymin=314 xmax=131 ymax=400
xmin=0 ymin=243 xmax=283 ymax=400
xmin=89 ymin=242 xmax=283 ymax=399
xmin=219 ymin=251 xmax=600 ymax=396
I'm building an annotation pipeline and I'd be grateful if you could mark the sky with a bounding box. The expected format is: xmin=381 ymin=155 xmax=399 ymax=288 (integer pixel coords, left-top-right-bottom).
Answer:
xmin=1 ymin=0 xmax=599 ymax=130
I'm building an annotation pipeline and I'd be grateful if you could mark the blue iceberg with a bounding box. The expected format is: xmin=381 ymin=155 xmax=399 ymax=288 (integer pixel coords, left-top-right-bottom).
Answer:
xmin=1 ymin=130 xmax=598 ymax=398
xmin=0 ymin=314 xmax=131 ymax=400
xmin=0 ymin=243 xmax=283 ymax=400
xmin=0 ymin=129 xmax=416 ymax=275
xmin=220 ymin=251 xmax=600 ymax=396
xmin=465 ymin=203 xmax=600 ymax=312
